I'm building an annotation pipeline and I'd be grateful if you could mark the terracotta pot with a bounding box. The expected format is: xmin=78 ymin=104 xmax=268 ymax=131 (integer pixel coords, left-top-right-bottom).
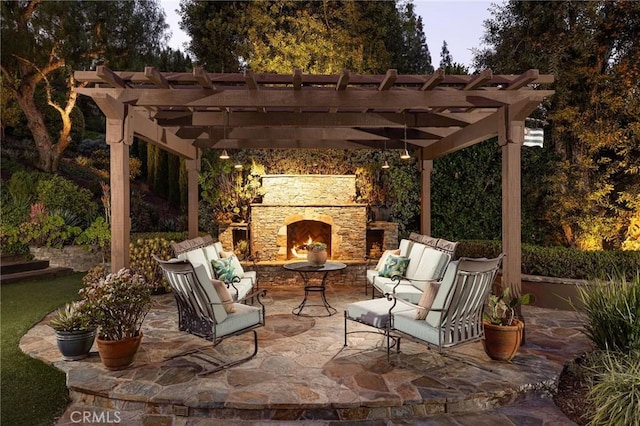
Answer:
xmin=55 ymin=329 xmax=96 ymax=361
xmin=482 ymin=319 xmax=523 ymax=361
xmin=307 ymin=250 xmax=328 ymax=266
xmin=96 ymin=332 xmax=143 ymax=370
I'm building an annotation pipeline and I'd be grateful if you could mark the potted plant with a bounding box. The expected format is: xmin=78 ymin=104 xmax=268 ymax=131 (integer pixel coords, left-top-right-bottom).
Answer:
xmin=80 ymin=268 xmax=152 ymax=370
xmin=49 ymin=300 xmax=96 ymax=361
xmin=483 ymin=287 xmax=534 ymax=361
xmin=306 ymin=241 xmax=328 ymax=266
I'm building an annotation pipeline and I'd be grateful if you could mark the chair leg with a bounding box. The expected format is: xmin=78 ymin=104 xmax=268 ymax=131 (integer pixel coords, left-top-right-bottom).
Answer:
xmin=166 ymin=331 xmax=260 ymax=376
xmin=195 ymin=330 xmax=259 ymax=376
xmin=344 ymin=311 xmax=348 ymax=347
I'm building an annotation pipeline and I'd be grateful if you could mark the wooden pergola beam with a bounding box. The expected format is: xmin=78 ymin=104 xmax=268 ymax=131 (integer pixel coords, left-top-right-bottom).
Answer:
xmin=379 ymin=69 xmax=397 ymax=91
xmin=96 ymin=65 xmax=126 ymax=88
xmin=77 ymin=88 xmax=552 ymax=110
xmin=144 ymin=66 xmax=170 ymax=89
xmin=421 ymin=111 xmax=500 ymax=159
xmin=76 ymin=69 xmax=555 ymax=87
xmin=195 ymin=139 xmax=395 ymax=150
xmin=188 ymin=111 xmax=477 ymax=127
xmin=193 ymin=67 xmax=216 ymax=90
xmin=421 ymin=68 xmax=445 ymax=91
xmin=130 ymin=110 xmax=198 ymax=159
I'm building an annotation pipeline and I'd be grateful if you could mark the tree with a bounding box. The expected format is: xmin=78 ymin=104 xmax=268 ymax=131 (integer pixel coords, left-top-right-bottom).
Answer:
xmin=397 ymin=1 xmax=433 ymax=73
xmin=439 ymin=41 xmax=453 ymax=69
xmin=179 ymin=0 xmax=432 ymax=74
xmin=475 ymin=0 xmax=640 ymax=249
xmin=0 ymin=0 xmax=169 ymax=172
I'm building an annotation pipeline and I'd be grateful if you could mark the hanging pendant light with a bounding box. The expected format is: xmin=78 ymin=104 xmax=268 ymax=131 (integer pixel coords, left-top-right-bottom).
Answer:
xmin=219 ymin=111 xmax=230 ymax=160
xmin=400 ymin=123 xmax=411 ymax=160
xmin=234 ymin=162 xmax=243 ymax=170
xmin=381 ymin=140 xmax=390 ymax=169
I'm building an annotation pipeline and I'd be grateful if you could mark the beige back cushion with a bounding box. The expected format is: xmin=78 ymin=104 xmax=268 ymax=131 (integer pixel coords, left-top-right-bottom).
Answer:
xmin=184 ymin=249 xmax=213 ymax=280
xmin=425 ymin=261 xmax=459 ymax=327
xmin=405 ymin=243 xmax=426 ymax=278
xmin=411 ymin=247 xmax=450 ymax=285
xmin=398 ymin=239 xmax=413 ymax=257
xmin=191 ymin=264 xmax=228 ymax=322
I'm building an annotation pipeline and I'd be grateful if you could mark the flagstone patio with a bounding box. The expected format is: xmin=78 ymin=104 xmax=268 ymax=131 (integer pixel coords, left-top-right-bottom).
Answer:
xmin=20 ymin=284 xmax=592 ymax=424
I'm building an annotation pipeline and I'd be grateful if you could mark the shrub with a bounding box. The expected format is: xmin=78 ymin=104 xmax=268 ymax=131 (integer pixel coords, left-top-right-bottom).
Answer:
xmin=456 ymin=240 xmax=640 ymax=281
xmin=80 ymin=268 xmax=152 ymax=341
xmin=17 ymin=213 xmax=81 ymax=248
xmin=82 ymin=264 xmax=109 ymax=287
xmin=130 ymin=189 xmax=159 ymax=232
xmin=587 ymin=350 xmax=640 ymax=426
xmin=577 ymin=272 xmax=640 ymax=353
xmin=129 ymin=237 xmax=174 ymax=293
xmin=76 ymin=217 xmax=111 ymax=263
xmin=36 ymin=175 xmax=97 ymax=228
xmin=0 ymin=223 xmax=29 ymax=255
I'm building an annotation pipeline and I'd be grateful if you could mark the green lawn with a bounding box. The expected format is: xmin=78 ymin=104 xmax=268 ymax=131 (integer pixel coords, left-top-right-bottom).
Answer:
xmin=1 ymin=273 xmax=84 ymax=426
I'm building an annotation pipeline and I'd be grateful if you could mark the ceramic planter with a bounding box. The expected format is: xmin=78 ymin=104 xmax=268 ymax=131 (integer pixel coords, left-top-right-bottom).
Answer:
xmin=307 ymin=250 xmax=327 ymax=266
xmin=55 ymin=329 xmax=97 ymax=361
xmin=96 ymin=332 xmax=143 ymax=370
xmin=483 ymin=319 xmax=524 ymax=361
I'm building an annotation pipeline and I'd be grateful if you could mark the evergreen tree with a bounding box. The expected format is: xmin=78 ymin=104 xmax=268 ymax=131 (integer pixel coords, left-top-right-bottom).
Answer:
xmin=439 ymin=41 xmax=453 ymax=69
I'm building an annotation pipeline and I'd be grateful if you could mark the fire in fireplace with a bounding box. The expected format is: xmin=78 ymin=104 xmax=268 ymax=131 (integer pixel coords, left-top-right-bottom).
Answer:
xmin=287 ymin=220 xmax=331 ymax=259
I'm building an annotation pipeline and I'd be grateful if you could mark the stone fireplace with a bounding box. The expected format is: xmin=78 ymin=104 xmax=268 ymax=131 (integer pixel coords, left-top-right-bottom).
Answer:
xmin=250 ymin=175 xmax=368 ymax=261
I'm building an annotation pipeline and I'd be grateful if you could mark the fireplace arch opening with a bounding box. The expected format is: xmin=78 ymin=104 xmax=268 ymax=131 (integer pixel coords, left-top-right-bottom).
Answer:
xmin=287 ymin=220 xmax=331 ymax=260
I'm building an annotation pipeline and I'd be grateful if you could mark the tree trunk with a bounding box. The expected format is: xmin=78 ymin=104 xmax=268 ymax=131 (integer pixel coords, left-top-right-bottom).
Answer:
xmin=14 ymin=86 xmax=55 ymax=172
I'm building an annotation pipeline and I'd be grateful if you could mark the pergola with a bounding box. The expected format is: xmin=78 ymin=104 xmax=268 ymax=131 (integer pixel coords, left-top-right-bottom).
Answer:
xmin=74 ymin=66 xmax=554 ymax=297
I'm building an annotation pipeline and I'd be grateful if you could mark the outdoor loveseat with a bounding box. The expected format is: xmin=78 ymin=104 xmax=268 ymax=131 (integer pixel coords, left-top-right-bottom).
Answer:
xmin=367 ymin=233 xmax=458 ymax=304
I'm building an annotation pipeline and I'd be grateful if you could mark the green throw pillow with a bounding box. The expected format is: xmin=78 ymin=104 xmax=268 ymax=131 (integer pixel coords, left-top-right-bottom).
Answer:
xmin=211 ymin=257 xmax=237 ymax=283
xmin=378 ymin=254 xmax=409 ymax=278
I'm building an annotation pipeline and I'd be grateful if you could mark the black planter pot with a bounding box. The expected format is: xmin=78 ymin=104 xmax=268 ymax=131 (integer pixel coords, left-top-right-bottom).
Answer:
xmin=55 ymin=329 xmax=97 ymax=361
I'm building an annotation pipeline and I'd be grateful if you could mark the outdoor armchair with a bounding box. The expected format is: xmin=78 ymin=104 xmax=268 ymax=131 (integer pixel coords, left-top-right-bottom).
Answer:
xmin=155 ymin=256 xmax=266 ymax=375
xmin=346 ymin=254 xmax=503 ymax=363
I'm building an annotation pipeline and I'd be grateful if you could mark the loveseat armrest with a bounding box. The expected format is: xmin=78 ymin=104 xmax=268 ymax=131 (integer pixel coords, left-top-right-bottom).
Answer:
xmin=391 ymin=275 xmax=441 ymax=293
xmin=235 ymin=288 xmax=267 ymax=306
xmin=245 ymin=251 xmax=261 ymax=289
xmin=385 ymin=292 xmax=446 ymax=314
xmin=208 ymin=289 xmax=267 ymax=308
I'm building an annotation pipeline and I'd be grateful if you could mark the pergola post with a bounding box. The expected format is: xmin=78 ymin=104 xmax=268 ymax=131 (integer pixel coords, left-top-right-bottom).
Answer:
xmin=420 ymin=159 xmax=433 ymax=235
xmin=499 ymin=107 xmax=524 ymax=298
xmin=106 ymin=112 xmax=132 ymax=271
xmin=185 ymin=157 xmax=201 ymax=239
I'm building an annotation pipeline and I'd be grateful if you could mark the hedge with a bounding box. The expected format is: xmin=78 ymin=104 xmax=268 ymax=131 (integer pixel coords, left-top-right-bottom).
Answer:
xmin=456 ymin=240 xmax=640 ymax=281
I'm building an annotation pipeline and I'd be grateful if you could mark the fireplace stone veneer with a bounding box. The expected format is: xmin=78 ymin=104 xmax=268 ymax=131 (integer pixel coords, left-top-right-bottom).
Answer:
xmin=250 ymin=175 xmax=367 ymax=261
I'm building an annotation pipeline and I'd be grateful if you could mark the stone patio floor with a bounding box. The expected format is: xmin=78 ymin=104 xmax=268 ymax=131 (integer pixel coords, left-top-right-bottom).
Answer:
xmin=20 ymin=284 xmax=593 ymax=425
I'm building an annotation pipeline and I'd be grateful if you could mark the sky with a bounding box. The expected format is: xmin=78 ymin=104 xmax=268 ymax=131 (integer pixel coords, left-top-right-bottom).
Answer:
xmin=160 ymin=0 xmax=496 ymax=71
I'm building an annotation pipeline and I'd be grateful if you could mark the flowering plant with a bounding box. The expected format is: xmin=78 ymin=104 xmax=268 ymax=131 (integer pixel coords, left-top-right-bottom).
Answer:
xmin=80 ymin=268 xmax=152 ymax=341
xmin=305 ymin=241 xmax=327 ymax=252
